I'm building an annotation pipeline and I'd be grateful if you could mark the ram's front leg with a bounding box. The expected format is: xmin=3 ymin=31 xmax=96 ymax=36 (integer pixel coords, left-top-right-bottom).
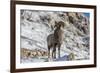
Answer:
xmin=52 ymin=44 xmax=56 ymax=59
xmin=58 ymin=44 xmax=61 ymax=58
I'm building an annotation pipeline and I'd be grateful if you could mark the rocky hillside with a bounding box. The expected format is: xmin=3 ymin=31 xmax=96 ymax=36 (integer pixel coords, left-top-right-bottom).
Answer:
xmin=20 ymin=10 xmax=90 ymax=63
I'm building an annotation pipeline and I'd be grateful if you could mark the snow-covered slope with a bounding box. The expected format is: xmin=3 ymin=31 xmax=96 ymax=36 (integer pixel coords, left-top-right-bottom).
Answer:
xmin=20 ymin=10 xmax=90 ymax=63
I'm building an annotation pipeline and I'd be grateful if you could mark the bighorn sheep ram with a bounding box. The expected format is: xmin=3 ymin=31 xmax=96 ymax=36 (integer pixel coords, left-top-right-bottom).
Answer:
xmin=47 ymin=21 xmax=65 ymax=59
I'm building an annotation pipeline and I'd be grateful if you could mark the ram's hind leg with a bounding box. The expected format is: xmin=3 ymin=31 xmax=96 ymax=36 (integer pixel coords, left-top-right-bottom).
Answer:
xmin=48 ymin=46 xmax=50 ymax=59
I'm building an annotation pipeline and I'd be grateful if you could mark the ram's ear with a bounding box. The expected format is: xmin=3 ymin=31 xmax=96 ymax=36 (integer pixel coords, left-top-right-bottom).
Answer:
xmin=55 ymin=21 xmax=58 ymax=25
